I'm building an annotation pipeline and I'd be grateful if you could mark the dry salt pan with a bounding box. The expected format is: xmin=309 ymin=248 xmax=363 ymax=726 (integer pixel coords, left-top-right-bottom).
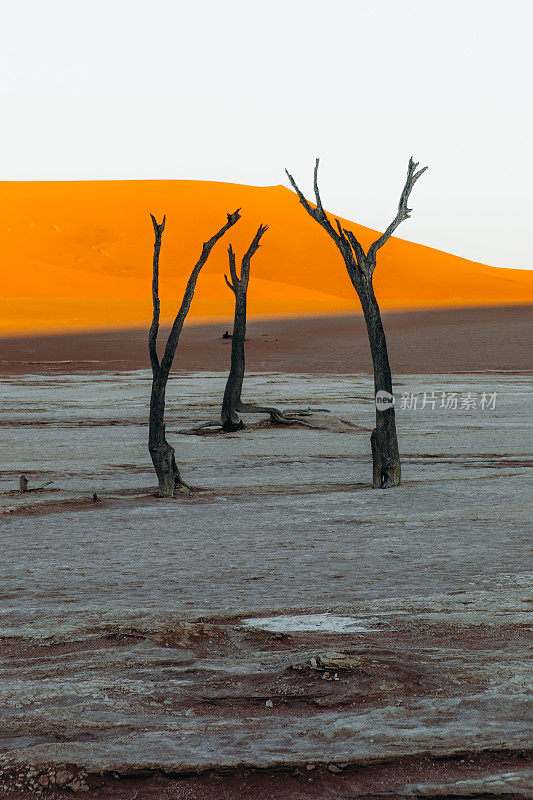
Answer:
xmin=241 ymin=614 xmax=374 ymax=633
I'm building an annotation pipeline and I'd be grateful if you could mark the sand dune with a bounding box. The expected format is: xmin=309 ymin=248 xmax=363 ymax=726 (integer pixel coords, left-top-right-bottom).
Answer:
xmin=1 ymin=179 xmax=532 ymax=336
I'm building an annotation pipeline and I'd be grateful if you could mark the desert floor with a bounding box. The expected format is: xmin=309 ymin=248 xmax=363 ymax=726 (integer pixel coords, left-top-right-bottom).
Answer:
xmin=0 ymin=311 xmax=531 ymax=799
xmin=0 ymin=305 xmax=531 ymax=375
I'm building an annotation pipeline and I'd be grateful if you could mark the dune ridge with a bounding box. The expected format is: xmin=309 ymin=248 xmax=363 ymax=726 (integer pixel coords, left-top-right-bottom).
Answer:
xmin=1 ymin=179 xmax=532 ymax=336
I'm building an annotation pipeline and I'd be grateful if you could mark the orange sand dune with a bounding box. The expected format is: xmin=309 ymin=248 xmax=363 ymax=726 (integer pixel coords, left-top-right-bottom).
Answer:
xmin=1 ymin=180 xmax=532 ymax=335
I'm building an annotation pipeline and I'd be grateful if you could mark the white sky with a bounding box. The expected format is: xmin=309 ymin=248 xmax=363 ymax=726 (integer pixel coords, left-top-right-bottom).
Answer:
xmin=1 ymin=0 xmax=532 ymax=268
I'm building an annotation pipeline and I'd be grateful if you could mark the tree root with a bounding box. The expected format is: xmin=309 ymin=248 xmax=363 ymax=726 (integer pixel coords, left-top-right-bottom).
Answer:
xmin=237 ymin=402 xmax=315 ymax=426
xmin=174 ymin=475 xmax=192 ymax=494
xmin=180 ymin=405 xmax=327 ymax=435
xmin=18 ymin=476 xmax=54 ymax=493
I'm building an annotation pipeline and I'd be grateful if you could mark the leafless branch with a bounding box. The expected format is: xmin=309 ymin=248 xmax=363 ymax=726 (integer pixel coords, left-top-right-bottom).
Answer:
xmin=286 ymin=161 xmax=345 ymax=249
xmin=313 ymin=158 xmax=325 ymax=216
xmin=158 ymin=209 xmax=241 ymax=381
xmin=228 ymin=243 xmax=239 ymax=286
xmin=241 ymin=223 xmax=268 ymax=287
xmin=285 ymin=167 xmax=315 ymax=217
xmin=367 ymin=157 xmax=427 ymax=262
xmin=343 ymin=227 xmax=366 ymax=267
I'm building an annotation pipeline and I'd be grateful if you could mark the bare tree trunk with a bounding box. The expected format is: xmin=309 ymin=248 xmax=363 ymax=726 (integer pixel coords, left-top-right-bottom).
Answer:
xmin=149 ymin=209 xmax=241 ymax=496
xmin=359 ymin=277 xmax=401 ymax=488
xmin=149 ymin=370 xmax=185 ymax=497
xmin=285 ymin=158 xmax=427 ymax=488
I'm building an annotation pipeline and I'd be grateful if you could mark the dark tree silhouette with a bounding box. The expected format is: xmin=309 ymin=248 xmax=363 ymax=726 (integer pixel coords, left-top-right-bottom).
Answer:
xmin=221 ymin=224 xmax=291 ymax=430
xmin=285 ymin=158 xmax=427 ymax=488
xmin=148 ymin=209 xmax=241 ymax=496
xmin=221 ymin=224 xmax=267 ymax=431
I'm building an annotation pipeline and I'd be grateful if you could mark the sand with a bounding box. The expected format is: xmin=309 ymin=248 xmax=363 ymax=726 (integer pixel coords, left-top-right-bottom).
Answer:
xmin=1 ymin=179 xmax=533 ymax=337
xmin=0 ymin=305 xmax=531 ymax=375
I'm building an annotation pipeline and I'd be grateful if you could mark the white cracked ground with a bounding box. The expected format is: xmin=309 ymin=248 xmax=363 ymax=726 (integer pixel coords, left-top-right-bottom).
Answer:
xmin=0 ymin=371 xmax=531 ymax=792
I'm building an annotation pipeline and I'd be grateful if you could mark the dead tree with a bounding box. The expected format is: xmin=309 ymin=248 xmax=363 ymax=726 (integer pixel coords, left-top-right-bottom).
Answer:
xmin=285 ymin=158 xmax=427 ymax=488
xmin=221 ymin=224 xmax=294 ymax=431
xmin=149 ymin=209 xmax=241 ymax=496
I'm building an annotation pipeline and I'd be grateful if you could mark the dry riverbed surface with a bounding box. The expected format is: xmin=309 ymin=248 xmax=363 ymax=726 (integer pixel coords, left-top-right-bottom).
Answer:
xmin=0 ymin=371 xmax=531 ymax=799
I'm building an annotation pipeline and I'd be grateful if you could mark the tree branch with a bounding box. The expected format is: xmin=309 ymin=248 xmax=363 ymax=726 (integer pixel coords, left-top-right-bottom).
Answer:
xmin=224 ymin=273 xmax=236 ymax=293
xmin=149 ymin=213 xmax=165 ymax=376
xmin=367 ymin=157 xmax=427 ymax=263
xmin=342 ymin=226 xmax=366 ymax=267
xmin=330 ymin=217 xmax=364 ymax=268
xmin=228 ymin=243 xmax=239 ymax=286
xmin=285 ymin=167 xmax=316 ymax=217
xmin=286 ymin=161 xmax=343 ymax=248
xmin=313 ymin=158 xmax=325 ymax=216
xmin=240 ymin=223 xmax=268 ymax=287
xmin=159 ymin=209 xmax=241 ymax=380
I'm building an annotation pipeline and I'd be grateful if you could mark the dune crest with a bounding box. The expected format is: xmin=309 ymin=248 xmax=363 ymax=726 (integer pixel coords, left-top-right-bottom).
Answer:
xmin=1 ymin=179 xmax=532 ymax=335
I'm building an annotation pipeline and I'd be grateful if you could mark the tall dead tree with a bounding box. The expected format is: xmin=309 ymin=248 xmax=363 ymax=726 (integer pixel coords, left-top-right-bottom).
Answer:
xmin=285 ymin=158 xmax=427 ymax=488
xmin=221 ymin=224 xmax=268 ymax=431
xmin=220 ymin=225 xmax=296 ymax=431
xmin=149 ymin=209 xmax=241 ymax=496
